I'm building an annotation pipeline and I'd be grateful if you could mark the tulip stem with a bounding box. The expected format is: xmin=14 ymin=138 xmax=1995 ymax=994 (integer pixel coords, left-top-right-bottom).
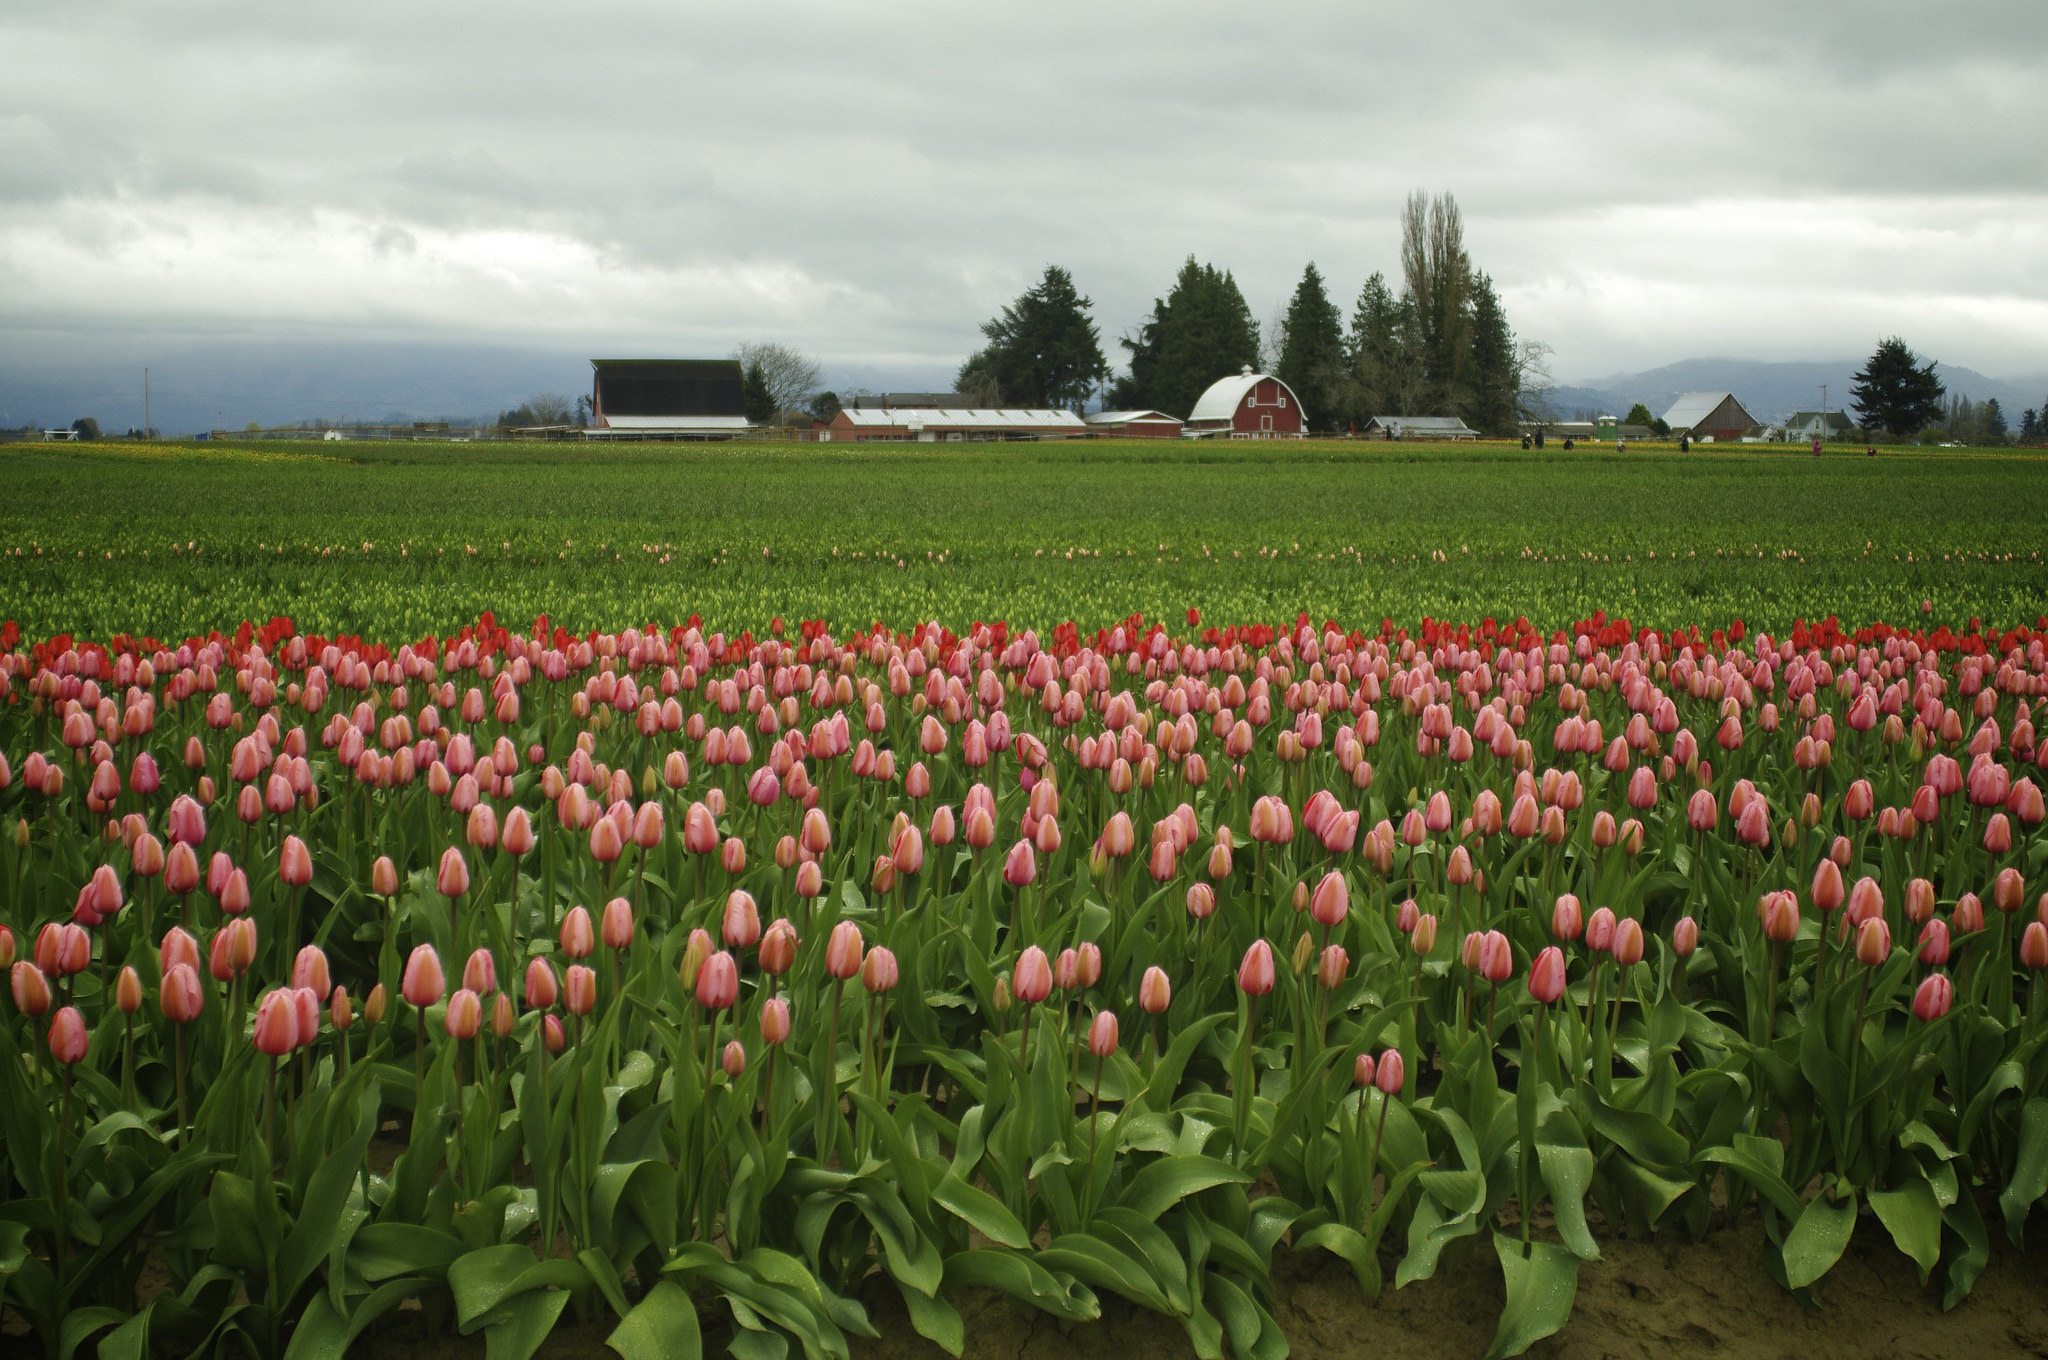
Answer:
xmin=54 ymin=1066 xmax=72 ymax=1285
xmin=1233 ymin=995 xmax=1262 ymax=1163
xmin=174 ymin=1025 xmax=189 ymax=1147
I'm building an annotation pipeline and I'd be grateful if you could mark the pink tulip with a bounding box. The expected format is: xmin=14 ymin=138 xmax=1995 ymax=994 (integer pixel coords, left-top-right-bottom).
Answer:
xmin=462 ymin=947 xmax=496 ymax=996
xmin=1139 ymin=966 xmax=1172 ymax=1014
xmin=560 ymin=905 xmax=595 ymax=958
xmin=825 ymin=921 xmax=865 ymax=980
xmin=564 ymin=964 xmax=597 ymax=1016
xmin=48 ymin=1006 xmax=88 ymax=1064
xmin=445 ymin=988 xmax=483 ymax=1039
xmin=1672 ymin=916 xmax=1699 ymax=957
xmin=525 ymin=958 xmax=559 ymax=1010
xmin=161 ymin=963 xmax=205 ymax=1023
xmin=253 ymin=991 xmax=299 ymax=1056
xmin=1088 ymin=1010 xmax=1119 ymax=1058
xmin=1374 ymin=1049 xmax=1405 ymax=1095
xmin=401 ymin=944 xmax=445 ymax=1008
xmin=1912 ymin=973 xmax=1953 ymax=1022
xmin=1551 ymin=894 xmax=1582 ymax=942
xmin=1529 ymin=946 xmax=1567 ymax=1004
xmin=602 ymin=896 xmax=635 ymax=950
xmin=1013 ymin=946 xmax=1053 ymax=1004
xmin=862 ymin=946 xmax=900 ymax=994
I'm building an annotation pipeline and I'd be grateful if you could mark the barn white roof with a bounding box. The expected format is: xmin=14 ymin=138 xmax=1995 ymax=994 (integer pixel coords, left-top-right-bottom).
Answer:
xmin=1367 ymin=415 xmax=1479 ymax=434
xmin=598 ymin=414 xmax=753 ymax=431
xmin=1188 ymin=370 xmax=1296 ymax=424
xmin=838 ymin=408 xmax=1085 ymax=429
xmin=1661 ymin=391 xmax=1742 ymax=430
xmin=1085 ymin=410 xmax=1182 ymax=425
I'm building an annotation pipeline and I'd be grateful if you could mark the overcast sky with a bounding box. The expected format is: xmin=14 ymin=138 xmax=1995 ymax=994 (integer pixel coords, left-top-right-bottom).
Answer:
xmin=3 ymin=0 xmax=2045 ymax=390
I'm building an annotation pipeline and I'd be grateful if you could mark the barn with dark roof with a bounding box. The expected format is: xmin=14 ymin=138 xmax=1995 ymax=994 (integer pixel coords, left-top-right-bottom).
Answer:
xmin=589 ymin=360 xmax=751 ymax=439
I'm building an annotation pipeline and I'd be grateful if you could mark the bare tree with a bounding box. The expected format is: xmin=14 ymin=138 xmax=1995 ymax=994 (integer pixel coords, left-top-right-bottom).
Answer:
xmin=1399 ymin=191 xmax=1473 ymax=409
xmin=732 ymin=343 xmax=824 ymax=416
xmin=1512 ymin=339 xmax=1556 ymax=423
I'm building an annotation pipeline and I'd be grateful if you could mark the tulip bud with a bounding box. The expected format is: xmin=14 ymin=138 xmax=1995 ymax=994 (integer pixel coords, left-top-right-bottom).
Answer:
xmin=1139 ymin=965 xmax=1172 ymax=1014
xmin=560 ymin=905 xmax=595 ymax=958
xmin=462 ymin=947 xmax=496 ymax=997
xmin=1672 ymin=916 xmax=1699 ymax=957
xmin=1954 ymin=892 xmax=1986 ymax=935
xmin=1528 ymin=946 xmax=1567 ymax=1004
xmin=758 ymin=996 xmax=792 ymax=1045
xmin=1855 ymin=916 xmax=1892 ymax=967
xmin=601 ymin=896 xmax=635 ymax=950
xmin=825 ymin=920 xmax=864 ymax=980
xmin=161 ymin=963 xmax=204 ymax=1023
xmin=1410 ymin=912 xmax=1437 ymax=955
xmin=48 ymin=1005 xmax=89 ymax=1064
xmin=2020 ymin=921 xmax=2048 ymax=971
xmin=1551 ymin=894 xmax=1583 ymax=941
xmin=443 ymin=988 xmax=482 ymax=1039
xmin=564 ymin=964 xmax=597 ymax=1016
xmin=721 ymin=1039 xmax=747 ymax=1078
xmin=1238 ymin=939 xmax=1276 ymax=995
xmin=1911 ymin=972 xmax=1953 ymax=1022
xmin=1374 ymin=1049 xmax=1405 ymax=1096
xmin=402 ymin=944 xmax=445 ymax=1008
xmin=253 ymin=991 xmax=299 ymax=1056
xmin=114 ymin=964 xmax=143 ymax=1014
xmin=1087 ymin=1010 xmax=1119 ymax=1058
xmin=1317 ymin=944 xmax=1350 ymax=991
xmin=1611 ymin=918 xmax=1645 ymax=966
xmin=862 ymin=945 xmax=900 ymax=994
xmin=364 ymin=983 xmax=388 ymax=1025
xmin=1013 ymin=945 xmax=1053 ymax=1004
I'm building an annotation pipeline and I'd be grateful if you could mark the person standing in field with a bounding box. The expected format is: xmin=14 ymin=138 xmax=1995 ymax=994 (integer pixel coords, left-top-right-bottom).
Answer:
xmin=1812 ymin=436 xmax=1823 ymax=456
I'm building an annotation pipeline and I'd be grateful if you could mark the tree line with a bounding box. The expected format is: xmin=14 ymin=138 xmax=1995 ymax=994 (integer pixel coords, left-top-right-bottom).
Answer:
xmin=953 ymin=191 xmax=1546 ymax=435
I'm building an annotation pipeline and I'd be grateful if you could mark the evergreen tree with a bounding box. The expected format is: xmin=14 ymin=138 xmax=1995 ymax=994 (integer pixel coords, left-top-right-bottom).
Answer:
xmin=1849 ymin=337 xmax=1945 ymax=438
xmin=1342 ymin=271 xmax=1402 ymax=425
xmin=1113 ymin=259 xmax=1260 ymax=418
xmin=2021 ymin=408 xmax=2039 ymax=442
xmin=959 ymin=265 xmax=1109 ymax=412
xmin=1275 ymin=264 xmax=1346 ymax=432
xmin=742 ymin=361 xmax=776 ymax=423
xmin=1465 ymin=272 xmax=1518 ymax=435
xmin=1981 ymin=397 xmax=2008 ymax=442
xmin=1624 ymin=403 xmax=1655 ymax=427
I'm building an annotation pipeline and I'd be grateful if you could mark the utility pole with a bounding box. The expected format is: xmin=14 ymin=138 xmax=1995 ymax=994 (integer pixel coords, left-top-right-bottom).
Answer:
xmin=1820 ymin=383 xmax=1827 ymax=442
xmin=144 ymin=368 xmax=151 ymax=440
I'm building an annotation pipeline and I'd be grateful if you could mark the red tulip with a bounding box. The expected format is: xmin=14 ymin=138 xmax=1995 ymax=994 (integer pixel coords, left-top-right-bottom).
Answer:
xmin=1238 ymin=940 xmax=1276 ymax=996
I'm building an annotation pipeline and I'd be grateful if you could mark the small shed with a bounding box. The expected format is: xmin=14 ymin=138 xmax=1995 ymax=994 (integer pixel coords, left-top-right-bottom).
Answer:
xmin=1361 ymin=415 xmax=1481 ymax=441
xmin=1184 ymin=368 xmax=1305 ymax=438
xmin=1660 ymin=391 xmax=1757 ymax=443
xmin=1085 ymin=410 xmax=1184 ymax=439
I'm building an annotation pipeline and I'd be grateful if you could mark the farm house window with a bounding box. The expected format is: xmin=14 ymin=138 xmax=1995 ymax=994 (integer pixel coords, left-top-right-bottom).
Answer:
xmin=1278 ymin=395 xmax=1287 ymax=407
xmin=1245 ymin=396 xmax=1255 ymax=409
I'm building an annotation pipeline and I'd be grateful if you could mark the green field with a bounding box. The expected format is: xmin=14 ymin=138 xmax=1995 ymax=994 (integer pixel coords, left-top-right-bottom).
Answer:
xmin=4 ymin=439 xmax=2046 ymax=639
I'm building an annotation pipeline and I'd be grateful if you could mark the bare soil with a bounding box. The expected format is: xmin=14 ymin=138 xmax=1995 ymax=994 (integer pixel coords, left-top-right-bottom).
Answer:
xmin=361 ymin=1207 xmax=2048 ymax=1360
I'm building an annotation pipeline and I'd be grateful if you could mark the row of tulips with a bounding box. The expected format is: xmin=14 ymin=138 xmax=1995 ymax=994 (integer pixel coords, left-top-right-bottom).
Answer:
xmin=2 ymin=611 xmax=2048 ymax=1360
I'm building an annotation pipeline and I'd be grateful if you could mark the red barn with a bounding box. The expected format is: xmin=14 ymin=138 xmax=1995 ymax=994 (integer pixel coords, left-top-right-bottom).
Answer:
xmin=1183 ymin=367 xmax=1305 ymax=438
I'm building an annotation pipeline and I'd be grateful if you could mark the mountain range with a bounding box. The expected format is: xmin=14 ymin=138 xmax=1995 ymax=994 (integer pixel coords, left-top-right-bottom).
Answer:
xmin=1544 ymin=357 xmax=2047 ymax=427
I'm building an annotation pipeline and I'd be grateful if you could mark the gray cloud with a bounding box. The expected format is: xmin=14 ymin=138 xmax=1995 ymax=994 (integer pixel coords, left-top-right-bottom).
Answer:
xmin=2 ymin=0 xmax=2044 ymax=384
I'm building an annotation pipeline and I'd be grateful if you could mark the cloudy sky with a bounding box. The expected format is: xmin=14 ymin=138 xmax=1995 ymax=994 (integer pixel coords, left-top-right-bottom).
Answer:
xmin=3 ymin=0 xmax=2045 ymax=403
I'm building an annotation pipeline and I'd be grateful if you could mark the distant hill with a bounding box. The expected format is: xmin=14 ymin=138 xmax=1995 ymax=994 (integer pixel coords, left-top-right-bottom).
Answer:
xmin=0 ymin=333 xmax=960 ymax=435
xmin=1544 ymin=357 xmax=2047 ymax=426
